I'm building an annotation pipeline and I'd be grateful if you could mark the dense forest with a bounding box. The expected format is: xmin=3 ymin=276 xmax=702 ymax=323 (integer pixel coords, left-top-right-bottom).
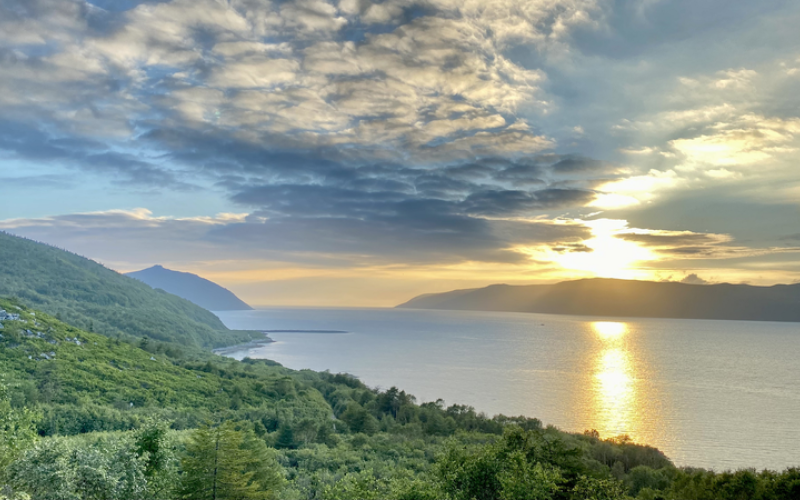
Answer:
xmin=1 ymin=299 xmax=799 ymax=500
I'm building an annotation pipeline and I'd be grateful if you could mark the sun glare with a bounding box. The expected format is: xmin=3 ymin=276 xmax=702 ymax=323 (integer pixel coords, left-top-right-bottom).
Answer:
xmin=593 ymin=321 xmax=627 ymax=340
xmin=553 ymin=219 xmax=654 ymax=279
xmin=588 ymin=320 xmax=639 ymax=440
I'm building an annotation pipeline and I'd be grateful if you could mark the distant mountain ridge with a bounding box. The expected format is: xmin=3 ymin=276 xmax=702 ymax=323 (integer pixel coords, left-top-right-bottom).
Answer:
xmin=397 ymin=278 xmax=800 ymax=322
xmin=0 ymin=231 xmax=257 ymax=348
xmin=126 ymin=265 xmax=252 ymax=311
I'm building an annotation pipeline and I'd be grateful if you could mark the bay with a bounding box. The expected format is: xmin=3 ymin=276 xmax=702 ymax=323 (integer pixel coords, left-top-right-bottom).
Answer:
xmin=216 ymin=307 xmax=800 ymax=471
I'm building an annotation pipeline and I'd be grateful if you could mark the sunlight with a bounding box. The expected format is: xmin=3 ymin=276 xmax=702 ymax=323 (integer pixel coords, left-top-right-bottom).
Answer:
xmin=553 ymin=219 xmax=654 ymax=279
xmin=597 ymin=349 xmax=633 ymax=401
xmin=593 ymin=321 xmax=627 ymax=340
xmin=594 ymin=346 xmax=637 ymax=440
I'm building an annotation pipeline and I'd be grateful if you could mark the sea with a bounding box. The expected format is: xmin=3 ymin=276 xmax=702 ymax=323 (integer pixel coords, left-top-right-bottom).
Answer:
xmin=215 ymin=307 xmax=800 ymax=471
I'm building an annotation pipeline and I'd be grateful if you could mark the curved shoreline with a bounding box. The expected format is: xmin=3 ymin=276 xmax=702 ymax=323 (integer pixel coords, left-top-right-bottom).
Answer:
xmin=213 ymin=332 xmax=275 ymax=356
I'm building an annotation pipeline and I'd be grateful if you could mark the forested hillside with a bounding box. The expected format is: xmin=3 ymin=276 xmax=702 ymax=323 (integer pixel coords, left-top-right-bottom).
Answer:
xmin=0 ymin=232 xmax=258 ymax=348
xmin=1 ymin=299 xmax=798 ymax=499
xmin=127 ymin=265 xmax=253 ymax=311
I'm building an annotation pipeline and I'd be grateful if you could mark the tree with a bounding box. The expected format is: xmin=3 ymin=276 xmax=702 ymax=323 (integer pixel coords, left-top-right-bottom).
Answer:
xmin=498 ymin=452 xmax=562 ymax=500
xmin=320 ymin=469 xmax=386 ymax=500
xmin=273 ymin=424 xmax=296 ymax=450
xmin=7 ymin=437 xmax=147 ymax=500
xmin=134 ymin=419 xmax=179 ymax=499
xmin=179 ymin=421 xmax=283 ymax=500
xmin=294 ymin=419 xmax=318 ymax=447
xmin=0 ymin=381 xmax=39 ymax=479
xmin=340 ymin=403 xmax=379 ymax=435
xmin=571 ymin=475 xmax=627 ymax=500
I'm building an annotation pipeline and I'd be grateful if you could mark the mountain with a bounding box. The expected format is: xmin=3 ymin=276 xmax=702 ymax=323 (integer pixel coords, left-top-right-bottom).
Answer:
xmin=0 ymin=231 xmax=257 ymax=348
xmin=397 ymin=278 xmax=800 ymax=322
xmin=126 ymin=265 xmax=252 ymax=311
xmin=0 ymin=297 xmax=333 ymax=434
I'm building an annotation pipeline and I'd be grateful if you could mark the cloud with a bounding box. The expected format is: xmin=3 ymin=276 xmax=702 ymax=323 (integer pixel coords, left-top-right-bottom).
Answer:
xmin=2 ymin=0 xmax=800 ymax=301
xmin=615 ymin=229 xmax=797 ymax=260
xmin=0 ymin=207 xmax=593 ymax=268
xmin=0 ymin=121 xmax=195 ymax=190
xmin=461 ymin=188 xmax=596 ymax=216
xmin=680 ymin=273 xmax=709 ymax=285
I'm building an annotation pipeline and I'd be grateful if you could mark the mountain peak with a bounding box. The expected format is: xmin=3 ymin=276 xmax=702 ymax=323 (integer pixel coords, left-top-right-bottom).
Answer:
xmin=126 ymin=266 xmax=252 ymax=311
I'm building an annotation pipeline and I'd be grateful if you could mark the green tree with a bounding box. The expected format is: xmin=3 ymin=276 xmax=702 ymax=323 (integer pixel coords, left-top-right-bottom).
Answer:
xmin=7 ymin=437 xmax=147 ymax=500
xmin=294 ymin=419 xmax=318 ymax=447
xmin=134 ymin=419 xmax=179 ymax=499
xmin=340 ymin=403 xmax=379 ymax=435
xmin=498 ymin=451 xmax=562 ymax=500
xmin=436 ymin=440 xmax=505 ymax=500
xmin=179 ymin=421 xmax=283 ymax=500
xmin=0 ymin=381 xmax=39 ymax=481
xmin=320 ymin=469 xmax=387 ymax=500
xmin=274 ymin=424 xmax=296 ymax=450
xmin=571 ymin=475 xmax=627 ymax=500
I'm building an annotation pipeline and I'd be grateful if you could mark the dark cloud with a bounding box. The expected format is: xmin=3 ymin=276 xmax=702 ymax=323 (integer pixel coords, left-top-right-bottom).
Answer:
xmin=551 ymin=243 xmax=593 ymax=253
xmin=461 ymin=188 xmax=596 ymax=217
xmin=0 ymin=122 xmax=194 ymax=190
xmin=659 ymin=246 xmax=714 ymax=256
xmin=203 ymin=212 xmax=591 ymax=265
xmin=551 ymin=157 xmax=609 ymax=174
xmin=616 ymin=232 xmax=728 ymax=247
xmin=207 ymin=216 xmax=521 ymax=264
xmin=492 ymin=163 xmax=546 ymax=187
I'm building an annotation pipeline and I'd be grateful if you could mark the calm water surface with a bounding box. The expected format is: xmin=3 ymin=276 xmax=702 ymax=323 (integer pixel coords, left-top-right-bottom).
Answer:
xmin=216 ymin=308 xmax=800 ymax=471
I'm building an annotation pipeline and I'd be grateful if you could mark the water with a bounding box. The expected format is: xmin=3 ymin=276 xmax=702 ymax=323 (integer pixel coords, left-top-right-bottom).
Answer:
xmin=215 ymin=307 xmax=800 ymax=471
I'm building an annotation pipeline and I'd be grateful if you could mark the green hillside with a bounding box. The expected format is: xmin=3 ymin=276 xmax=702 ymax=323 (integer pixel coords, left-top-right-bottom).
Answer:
xmin=0 ymin=298 xmax=332 ymax=434
xmin=0 ymin=231 xmax=257 ymax=348
xmin=3 ymin=299 xmax=799 ymax=500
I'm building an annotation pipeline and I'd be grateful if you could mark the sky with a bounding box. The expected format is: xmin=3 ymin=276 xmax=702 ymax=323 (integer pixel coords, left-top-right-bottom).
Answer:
xmin=1 ymin=0 xmax=799 ymax=307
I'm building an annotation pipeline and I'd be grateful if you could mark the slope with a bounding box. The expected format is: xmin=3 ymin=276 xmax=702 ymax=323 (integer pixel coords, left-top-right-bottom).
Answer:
xmin=397 ymin=278 xmax=800 ymax=322
xmin=0 ymin=298 xmax=331 ymax=434
xmin=0 ymin=231 xmax=257 ymax=348
xmin=126 ymin=265 xmax=252 ymax=311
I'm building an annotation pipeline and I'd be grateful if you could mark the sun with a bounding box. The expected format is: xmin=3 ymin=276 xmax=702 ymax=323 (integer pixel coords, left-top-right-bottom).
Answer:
xmin=552 ymin=219 xmax=654 ymax=279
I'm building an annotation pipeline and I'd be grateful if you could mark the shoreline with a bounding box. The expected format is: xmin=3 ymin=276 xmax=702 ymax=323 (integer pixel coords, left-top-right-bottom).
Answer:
xmin=213 ymin=331 xmax=275 ymax=356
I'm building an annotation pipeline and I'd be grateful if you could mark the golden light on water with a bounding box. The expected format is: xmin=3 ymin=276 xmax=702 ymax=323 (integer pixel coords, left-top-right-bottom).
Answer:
xmin=593 ymin=321 xmax=626 ymax=339
xmin=590 ymin=321 xmax=638 ymax=440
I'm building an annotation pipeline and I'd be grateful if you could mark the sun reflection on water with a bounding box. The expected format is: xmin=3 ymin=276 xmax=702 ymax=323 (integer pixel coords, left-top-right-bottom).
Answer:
xmin=593 ymin=321 xmax=626 ymax=340
xmin=591 ymin=322 xmax=637 ymax=440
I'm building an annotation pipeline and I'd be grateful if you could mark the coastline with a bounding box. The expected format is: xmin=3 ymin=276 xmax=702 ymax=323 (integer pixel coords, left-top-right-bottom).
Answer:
xmin=213 ymin=331 xmax=275 ymax=356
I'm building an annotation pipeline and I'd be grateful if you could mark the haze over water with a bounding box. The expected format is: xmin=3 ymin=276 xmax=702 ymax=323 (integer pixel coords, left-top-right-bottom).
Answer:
xmin=217 ymin=308 xmax=800 ymax=471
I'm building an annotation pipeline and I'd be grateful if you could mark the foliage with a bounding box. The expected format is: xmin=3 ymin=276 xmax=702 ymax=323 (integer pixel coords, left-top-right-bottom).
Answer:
xmin=0 ymin=232 xmax=258 ymax=348
xmin=7 ymin=435 xmax=148 ymax=500
xmin=0 ymin=300 xmax=333 ymax=436
xmin=179 ymin=421 xmax=284 ymax=500
xmin=498 ymin=453 xmax=562 ymax=500
xmin=2 ymin=299 xmax=799 ymax=500
xmin=0 ymin=383 xmax=39 ymax=474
